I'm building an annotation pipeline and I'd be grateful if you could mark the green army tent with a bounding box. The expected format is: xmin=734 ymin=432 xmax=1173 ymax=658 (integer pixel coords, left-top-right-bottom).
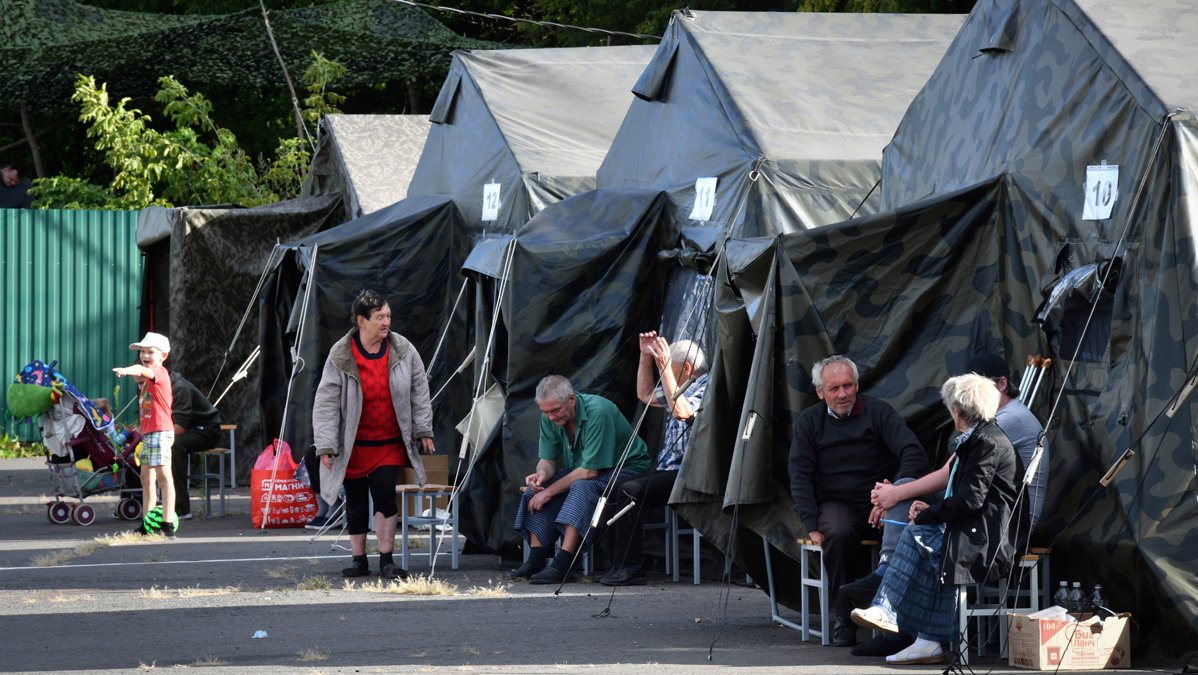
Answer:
xmin=678 ymin=0 xmax=1198 ymax=662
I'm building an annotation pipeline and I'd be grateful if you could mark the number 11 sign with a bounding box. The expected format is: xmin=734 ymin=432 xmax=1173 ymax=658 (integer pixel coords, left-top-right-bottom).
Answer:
xmin=1082 ymin=164 xmax=1118 ymax=221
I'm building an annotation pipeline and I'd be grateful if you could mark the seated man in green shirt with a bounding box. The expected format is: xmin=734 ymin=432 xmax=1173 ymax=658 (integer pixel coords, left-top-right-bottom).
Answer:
xmin=511 ymin=375 xmax=651 ymax=584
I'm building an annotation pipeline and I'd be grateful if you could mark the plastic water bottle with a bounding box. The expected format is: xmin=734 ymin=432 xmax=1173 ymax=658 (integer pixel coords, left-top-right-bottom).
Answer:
xmin=1067 ymin=581 xmax=1085 ymax=613
xmin=1090 ymin=584 xmax=1109 ymax=614
xmin=1052 ymin=580 xmax=1070 ymax=609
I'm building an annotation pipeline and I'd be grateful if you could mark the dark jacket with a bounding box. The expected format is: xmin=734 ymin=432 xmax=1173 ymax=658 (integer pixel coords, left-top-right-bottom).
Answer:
xmin=915 ymin=420 xmax=1022 ymax=585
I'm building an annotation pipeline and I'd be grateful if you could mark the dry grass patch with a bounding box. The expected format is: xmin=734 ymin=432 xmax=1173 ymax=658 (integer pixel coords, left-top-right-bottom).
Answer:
xmin=342 ymin=574 xmax=458 ymax=596
xmin=138 ymin=661 xmax=156 ymax=670
xmin=189 ymin=655 xmax=228 ymax=667
xmin=461 ymin=645 xmax=479 ymax=655
xmin=465 ymin=580 xmax=511 ymax=597
xmin=139 ymin=585 xmax=239 ymax=599
xmin=296 ymin=575 xmax=332 ymax=591
xmin=48 ymin=593 xmax=93 ymax=602
xmin=30 ymin=531 xmax=131 ymax=566
xmin=297 ymin=648 xmax=329 ymax=662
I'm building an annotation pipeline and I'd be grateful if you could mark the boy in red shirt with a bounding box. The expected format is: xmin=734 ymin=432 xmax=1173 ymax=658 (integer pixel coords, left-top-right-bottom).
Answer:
xmin=114 ymin=332 xmax=177 ymax=537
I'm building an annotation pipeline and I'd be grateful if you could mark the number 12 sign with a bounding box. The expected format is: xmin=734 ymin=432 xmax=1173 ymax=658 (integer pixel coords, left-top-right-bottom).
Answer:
xmin=482 ymin=183 xmax=501 ymax=221
xmin=1082 ymin=164 xmax=1118 ymax=221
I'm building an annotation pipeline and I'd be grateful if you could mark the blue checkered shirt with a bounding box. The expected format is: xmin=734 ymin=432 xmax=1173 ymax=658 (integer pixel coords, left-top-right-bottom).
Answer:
xmin=653 ymin=374 xmax=709 ymax=472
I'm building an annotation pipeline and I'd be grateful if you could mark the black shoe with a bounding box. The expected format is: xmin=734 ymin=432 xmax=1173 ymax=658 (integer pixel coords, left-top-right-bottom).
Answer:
xmin=162 ymin=522 xmax=177 ymax=539
xmin=599 ymin=566 xmax=646 ymax=587
xmin=380 ymin=563 xmax=408 ymax=580
xmin=839 ymin=571 xmax=883 ymax=605
xmin=528 ymin=565 xmax=571 ymax=585
xmin=510 ymin=559 xmax=546 ymax=579
xmin=832 ymin=618 xmax=858 ymax=647
xmin=851 ymin=633 xmax=914 ymax=657
xmin=341 ymin=557 xmax=370 ymax=578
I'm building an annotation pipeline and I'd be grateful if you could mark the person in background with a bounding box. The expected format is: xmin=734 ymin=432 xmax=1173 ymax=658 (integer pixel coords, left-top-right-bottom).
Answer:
xmin=168 ymin=371 xmax=222 ymax=520
xmin=599 ymin=333 xmax=708 ymax=586
xmin=313 ymin=290 xmax=435 ymax=580
xmin=1 ymin=163 xmax=33 ymax=208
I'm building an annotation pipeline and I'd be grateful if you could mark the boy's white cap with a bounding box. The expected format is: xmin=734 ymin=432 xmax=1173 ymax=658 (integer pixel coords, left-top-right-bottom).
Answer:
xmin=130 ymin=332 xmax=170 ymax=354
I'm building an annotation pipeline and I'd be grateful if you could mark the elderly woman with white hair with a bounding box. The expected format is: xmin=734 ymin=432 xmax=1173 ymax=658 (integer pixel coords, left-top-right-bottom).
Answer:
xmin=851 ymin=374 xmax=1023 ymax=664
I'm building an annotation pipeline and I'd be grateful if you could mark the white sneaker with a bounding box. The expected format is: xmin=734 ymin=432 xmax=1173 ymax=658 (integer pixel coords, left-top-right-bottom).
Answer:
xmin=177 ymin=513 xmax=194 ymax=521
xmin=850 ymin=605 xmax=899 ymax=634
xmin=886 ymin=638 xmax=944 ymax=664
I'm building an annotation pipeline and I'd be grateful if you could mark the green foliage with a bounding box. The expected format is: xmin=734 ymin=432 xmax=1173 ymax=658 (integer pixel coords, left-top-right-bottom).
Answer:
xmin=28 ymin=56 xmax=356 ymax=210
xmin=0 ymin=434 xmax=44 ymax=459
xmin=302 ymin=51 xmax=349 ymax=126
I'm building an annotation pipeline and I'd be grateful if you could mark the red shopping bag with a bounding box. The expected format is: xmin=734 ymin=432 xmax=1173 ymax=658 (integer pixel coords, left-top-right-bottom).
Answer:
xmin=250 ymin=440 xmax=318 ymax=528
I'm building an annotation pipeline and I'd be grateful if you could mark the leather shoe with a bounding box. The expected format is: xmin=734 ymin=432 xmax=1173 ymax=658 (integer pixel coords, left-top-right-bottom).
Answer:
xmin=839 ymin=571 xmax=882 ymax=605
xmin=851 ymin=633 xmax=913 ymax=657
xmin=380 ymin=563 xmax=408 ymax=580
xmin=528 ymin=565 xmax=572 ymax=585
xmin=599 ymin=566 xmax=646 ymax=586
xmin=510 ymin=560 xmax=545 ymax=580
xmin=832 ymin=617 xmax=857 ymax=647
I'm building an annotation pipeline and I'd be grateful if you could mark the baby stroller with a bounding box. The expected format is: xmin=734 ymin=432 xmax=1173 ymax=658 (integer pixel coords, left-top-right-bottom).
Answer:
xmin=9 ymin=360 xmax=143 ymax=525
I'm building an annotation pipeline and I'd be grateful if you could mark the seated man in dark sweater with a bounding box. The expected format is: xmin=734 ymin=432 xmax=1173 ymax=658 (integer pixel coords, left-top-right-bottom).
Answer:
xmin=789 ymin=355 xmax=927 ymax=647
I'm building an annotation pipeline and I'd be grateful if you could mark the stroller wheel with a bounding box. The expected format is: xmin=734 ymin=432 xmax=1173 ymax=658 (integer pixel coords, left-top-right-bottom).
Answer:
xmin=73 ymin=504 xmax=96 ymax=526
xmin=47 ymin=502 xmax=72 ymax=524
xmin=117 ymin=498 xmax=143 ymax=521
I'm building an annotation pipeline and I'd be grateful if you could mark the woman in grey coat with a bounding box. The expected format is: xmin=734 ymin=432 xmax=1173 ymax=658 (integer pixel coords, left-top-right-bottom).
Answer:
xmin=313 ymin=290 xmax=435 ymax=579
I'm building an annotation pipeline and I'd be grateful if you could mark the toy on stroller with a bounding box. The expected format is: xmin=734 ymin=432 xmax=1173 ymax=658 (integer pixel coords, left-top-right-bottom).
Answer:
xmin=8 ymin=360 xmax=143 ymax=526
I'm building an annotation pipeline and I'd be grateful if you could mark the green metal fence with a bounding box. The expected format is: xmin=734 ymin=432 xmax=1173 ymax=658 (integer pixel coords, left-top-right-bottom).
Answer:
xmin=0 ymin=209 xmax=142 ymax=441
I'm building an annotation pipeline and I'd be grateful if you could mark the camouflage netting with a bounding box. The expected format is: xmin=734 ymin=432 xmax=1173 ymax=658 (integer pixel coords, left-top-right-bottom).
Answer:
xmin=301 ymin=114 xmax=432 ymax=222
xmin=0 ymin=0 xmax=493 ymax=114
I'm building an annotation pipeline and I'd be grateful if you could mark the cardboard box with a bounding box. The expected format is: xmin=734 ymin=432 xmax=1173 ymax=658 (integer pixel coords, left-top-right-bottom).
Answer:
xmin=398 ymin=454 xmax=452 ymax=512
xmin=1008 ymin=613 xmax=1131 ymax=670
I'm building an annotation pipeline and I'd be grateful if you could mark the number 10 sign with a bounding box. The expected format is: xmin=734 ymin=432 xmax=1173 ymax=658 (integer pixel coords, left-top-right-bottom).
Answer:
xmin=1082 ymin=164 xmax=1118 ymax=221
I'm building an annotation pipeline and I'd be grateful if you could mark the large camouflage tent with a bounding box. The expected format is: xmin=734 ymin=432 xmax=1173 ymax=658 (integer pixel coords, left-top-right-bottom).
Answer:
xmin=258 ymin=46 xmax=653 ymax=471
xmin=597 ymin=10 xmax=963 ymax=239
xmin=302 ymin=114 xmax=432 ymax=223
xmin=456 ymin=10 xmax=964 ymax=554
xmin=406 ymin=45 xmax=655 ymax=237
xmin=675 ymin=0 xmax=1197 ymax=662
xmin=135 ymin=195 xmax=345 ymax=477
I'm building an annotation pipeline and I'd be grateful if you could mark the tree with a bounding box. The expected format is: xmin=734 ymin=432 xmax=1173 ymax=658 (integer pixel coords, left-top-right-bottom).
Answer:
xmin=30 ymin=61 xmax=343 ymax=209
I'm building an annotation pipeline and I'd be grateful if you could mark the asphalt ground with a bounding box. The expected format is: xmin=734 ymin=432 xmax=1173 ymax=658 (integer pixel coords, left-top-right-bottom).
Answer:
xmin=0 ymin=457 xmax=1164 ymax=674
